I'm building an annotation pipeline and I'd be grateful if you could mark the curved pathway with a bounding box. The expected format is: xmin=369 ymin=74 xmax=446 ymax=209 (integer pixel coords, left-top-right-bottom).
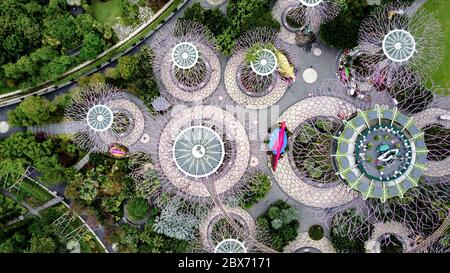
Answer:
xmin=365 ymin=222 xmax=415 ymax=253
xmin=272 ymin=96 xmax=358 ymax=208
xmin=413 ymin=108 xmax=450 ymax=177
xmin=272 ymin=0 xmax=298 ymax=44
xmin=284 ymin=232 xmax=335 ymax=253
xmin=224 ymin=51 xmax=289 ymax=109
xmin=161 ymin=44 xmax=221 ymax=102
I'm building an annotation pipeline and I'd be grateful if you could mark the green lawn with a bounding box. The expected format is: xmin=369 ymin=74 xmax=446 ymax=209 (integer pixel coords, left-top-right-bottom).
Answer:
xmin=90 ymin=0 xmax=123 ymax=25
xmin=421 ymin=0 xmax=450 ymax=95
xmin=16 ymin=179 xmax=53 ymax=207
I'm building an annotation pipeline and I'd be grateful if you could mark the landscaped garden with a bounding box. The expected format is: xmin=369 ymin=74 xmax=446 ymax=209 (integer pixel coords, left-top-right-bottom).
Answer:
xmin=421 ymin=0 xmax=450 ymax=93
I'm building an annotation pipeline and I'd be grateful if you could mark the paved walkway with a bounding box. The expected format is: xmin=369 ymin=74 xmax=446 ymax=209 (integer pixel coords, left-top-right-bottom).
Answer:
xmin=365 ymin=222 xmax=415 ymax=253
xmin=160 ymin=43 xmax=221 ymax=102
xmin=224 ymin=51 xmax=289 ymax=109
xmin=199 ymin=206 xmax=256 ymax=252
xmin=413 ymin=108 xmax=450 ymax=177
xmin=2 ymin=189 xmax=63 ymax=226
xmin=272 ymin=96 xmax=358 ymax=208
xmin=156 ymin=106 xmax=250 ymax=197
xmin=272 ymin=0 xmax=298 ymax=45
xmin=285 ymin=232 xmax=336 ymax=253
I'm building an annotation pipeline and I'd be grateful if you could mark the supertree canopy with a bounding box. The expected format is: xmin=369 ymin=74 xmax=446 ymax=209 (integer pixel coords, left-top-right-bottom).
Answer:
xmin=270 ymin=80 xmax=450 ymax=252
xmin=152 ymin=20 xmax=221 ymax=102
xmin=225 ymin=27 xmax=298 ymax=109
xmin=282 ymin=0 xmax=340 ymax=33
xmin=65 ymin=83 xmax=147 ymax=153
xmin=129 ymin=100 xmax=269 ymax=207
xmin=333 ymin=105 xmax=428 ymax=202
xmin=357 ymin=4 xmax=444 ymax=88
xmin=328 ymin=100 xmax=450 ymax=253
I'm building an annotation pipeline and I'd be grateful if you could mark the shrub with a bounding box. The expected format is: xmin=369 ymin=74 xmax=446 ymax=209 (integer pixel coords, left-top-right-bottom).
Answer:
xmin=308 ymin=225 xmax=324 ymax=241
xmin=241 ymin=173 xmax=272 ymax=208
xmin=127 ymin=198 xmax=149 ymax=221
xmin=258 ymin=200 xmax=299 ymax=251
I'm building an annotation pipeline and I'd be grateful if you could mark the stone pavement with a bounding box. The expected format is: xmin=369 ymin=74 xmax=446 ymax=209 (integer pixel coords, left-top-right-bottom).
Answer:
xmin=272 ymin=96 xmax=358 ymax=208
xmin=284 ymin=232 xmax=336 ymax=253
xmin=413 ymin=108 xmax=450 ymax=177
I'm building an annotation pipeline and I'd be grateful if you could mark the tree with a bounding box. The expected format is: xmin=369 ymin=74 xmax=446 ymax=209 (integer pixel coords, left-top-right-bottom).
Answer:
xmin=153 ymin=199 xmax=199 ymax=241
xmin=118 ymin=55 xmax=139 ymax=81
xmin=7 ymin=96 xmax=57 ymax=127
xmin=41 ymin=55 xmax=72 ymax=80
xmin=320 ymin=0 xmax=369 ymax=49
xmin=79 ymin=33 xmax=106 ymax=61
xmin=28 ymin=236 xmax=58 ymax=253
xmin=126 ymin=198 xmax=149 ymax=221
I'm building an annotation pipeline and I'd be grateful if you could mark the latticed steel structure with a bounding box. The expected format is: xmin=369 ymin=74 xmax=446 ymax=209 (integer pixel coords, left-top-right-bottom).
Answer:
xmin=279 ymin=0 xmax=340 ymax=33
xmin=65 ymin=83 xmax=147 ymax=153
xmin=357 ymin=4 xmax=444 ymax=88
xmin=130 ymin=103 xmax=269 ymax=205
xmin=313 ymin=84 xmax=450 ymax=253
xmin=333 ymin=105 xmax=428 ymax=202
xmin=151 ymin=20 xmax=221 ymax=102
xmin=225 ymin=27 xmax=299 ymax=109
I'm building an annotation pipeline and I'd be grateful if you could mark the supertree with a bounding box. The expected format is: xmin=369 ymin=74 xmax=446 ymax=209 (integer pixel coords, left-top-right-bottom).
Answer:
xmin=151 ymin=20 xmax=221 ymax=102
xmin=225 ymin=27 xmax=299 ymax=109
xmin=126 ymin=83 xmax=280 ymax=252
xmin=286 ymin=0 xmax=340 ymax=32
xmin=272 ymin=0 xmax=340 ymax=44
xmin=356 ymin=4 xmax=444 ymax=89
xmin=270 ymin=80 xmax=450 ymax=253
xmin=326 ymin=89 xmax=450 ymax=253
xmin=191 ymin=206 xmax=273 ymax=253
xmin=64 ymin=83 xmax=147 ymax=153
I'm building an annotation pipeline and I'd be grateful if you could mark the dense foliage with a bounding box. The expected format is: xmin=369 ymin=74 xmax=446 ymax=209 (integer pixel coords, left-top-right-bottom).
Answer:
xmin=78 ymin=45 xmax=159 ymax=112
xmin=0 ymin=0 xmax=111 ymax=89
xmin=65 ymin=153 xmax=132 ymax=222
xmin=107 ymin=213 xmax=189 ymax=253
xmin=126 ymin=198 xmax=150 ymax=221
xmin=257 ymin=200 xmax=299 ymax=251
xmin=0 ymin=132 xmax=80 ymax=185
xmin=0 ymin=207 xmax=66 ymax=253
xmin=308 ymin=225 xmax=324 ymax=241
xmin=320 ymin=0 xmax=415 ymax=49
xmin=7 ymin=93 xmax=71 ymax=127
xmin=241 ymin=173 xmax=272 ymax=208
xmin=181 ymin=0 xmax=280 ymax=55
xmin=330 ymin=208 xmax=373 ymax=253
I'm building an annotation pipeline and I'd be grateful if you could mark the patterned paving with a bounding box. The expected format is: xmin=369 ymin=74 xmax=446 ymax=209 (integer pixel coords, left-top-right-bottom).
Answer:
xmin=272 ymin=96 xmax=358 ymax=208
xmin=224 ymin=51 xmax=288 ymax=109
xmin=100 ymin=99 xmax=146 ymax=149
xmin=413 ymin=108 xmax=450 ymax=177
xmin=158 ymin=106 xmax=250 ymax=197
xmin=161 ymin=43 xmax=221 ymax=102
xmin=365 ymin=222 xmax=415 ymax=253
xmin=199 ymin=206 xmax=256 ymax=252
xmin=272 ymin=0 xmax=298 ymax=44
xmin=285 ymin=232 xmax=336 ymax=253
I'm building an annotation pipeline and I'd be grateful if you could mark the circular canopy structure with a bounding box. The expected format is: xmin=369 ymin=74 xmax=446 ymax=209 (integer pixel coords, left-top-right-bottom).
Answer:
xmin=334 ymin=106 xmax=428 ymax=202
xmin=171 ymin=42 xmax=199 ymax=70
xmin=299 ymin=0 xmax=323 ymax=7
xmin=382 ymin=29 xmax=416 ymax=62
xmin=250 ymin=49 xmax=278 ymax=76
xmin=214 ymin=239 xmax=248 ymax=253
xmin=86 ymin=105 xmax=114 ymax=132
xmin=173 ymin=126 xmax=225 ymax=178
